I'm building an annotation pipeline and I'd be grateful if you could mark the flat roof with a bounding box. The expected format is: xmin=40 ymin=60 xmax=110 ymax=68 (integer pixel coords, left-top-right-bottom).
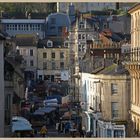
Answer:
xmin=1 ymin=19 xmax=45 ymax=24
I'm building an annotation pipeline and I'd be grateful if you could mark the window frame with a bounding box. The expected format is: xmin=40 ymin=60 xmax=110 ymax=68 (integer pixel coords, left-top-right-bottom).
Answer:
xmin=51 ymin=52 xmax=55 ymax=59
xmin=111 ymin=102 xmax=118 ymax=119
xmin=43 ymin=52 xmax=47 ymax=58
xmin=60 ymin=62 xmax=64 ymax=69
xmin=30 ymin=60 xmax=34 ymax=66
xmin=30 ymin=49 xmax=33 ymax=56
xmin=111 ymin=83 xmax=118 ymax=95
xmin=52 ymin=61 xmax=56 ymax=70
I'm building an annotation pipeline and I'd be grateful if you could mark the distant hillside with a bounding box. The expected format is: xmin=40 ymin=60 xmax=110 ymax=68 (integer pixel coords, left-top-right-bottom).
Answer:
xmin=0 ymin=3 xmax=57 ymax=19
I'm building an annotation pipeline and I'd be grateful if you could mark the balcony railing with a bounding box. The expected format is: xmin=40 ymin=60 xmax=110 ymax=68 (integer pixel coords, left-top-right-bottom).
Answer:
xmin=123 ymin=47 xmax=140 ymax=64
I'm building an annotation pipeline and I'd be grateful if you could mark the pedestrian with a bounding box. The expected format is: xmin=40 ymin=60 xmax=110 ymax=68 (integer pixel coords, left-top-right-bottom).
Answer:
xmin=34 ymin=129 xmax=38 ymax=137
xmin=60 ymin=122 xmax=64 ymax=133
xmin=62 ymin=122 xmax=65 ymax=133
xmin=40 ymin=125 xmax=47 ymax=137
xmin=82 ymin=126 xmax=86 ymax=137
xmin=58 ymin=123 xmax=61 ymax=133
xmin=65 ymin=122 xmax=70 ymax=134
xmin=56 ymin=123 xmax=59 ymax=134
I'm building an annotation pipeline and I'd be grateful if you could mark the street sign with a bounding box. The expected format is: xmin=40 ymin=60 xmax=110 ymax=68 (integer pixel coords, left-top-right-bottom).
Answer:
xmin=61 ymin=70 xmax=69 ymax=81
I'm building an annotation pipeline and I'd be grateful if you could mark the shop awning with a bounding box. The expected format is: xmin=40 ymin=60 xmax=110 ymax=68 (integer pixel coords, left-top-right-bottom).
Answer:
xmin=12 ymin=116 xmax=32 ymax=132
xmin=33 ymin=110 xmax=45 ymax=115
xmin=12 ymin=121 xmax=32 ymax=132
xmin=44 ymin=98 xmax=58 ymax=103
xmin=45 ymin=102 xmax=59 ymax=107
xmin=33 ymin=107 xmax=56 ymax=115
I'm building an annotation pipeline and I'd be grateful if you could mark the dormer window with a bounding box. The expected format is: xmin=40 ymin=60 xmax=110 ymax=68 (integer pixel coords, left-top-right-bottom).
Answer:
xmin=47 ymin=40 xmax=53 ymax=47
xmin=79 ymin=22 xmax=84 ymax=29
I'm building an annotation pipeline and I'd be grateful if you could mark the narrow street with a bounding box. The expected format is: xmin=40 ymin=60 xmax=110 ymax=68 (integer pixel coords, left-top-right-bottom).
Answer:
xmin=18 ymin=81 xmax=81 ymax=138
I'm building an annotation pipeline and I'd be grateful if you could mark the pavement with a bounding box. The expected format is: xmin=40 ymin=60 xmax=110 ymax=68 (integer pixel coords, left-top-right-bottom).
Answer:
xmin=33 ymin=125 xmax=73 ymax=138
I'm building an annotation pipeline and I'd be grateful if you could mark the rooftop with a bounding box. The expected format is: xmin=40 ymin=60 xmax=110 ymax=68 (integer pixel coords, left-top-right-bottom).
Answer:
xmin=1 ymin=19 xmax=45 ymax=24
xmin=14 ymin=35 xmax=38 ymax=47
xmin=37 ymin=37 xmax=67 ymax=48
xmin=97 ymin=63 xmax=129 ymax=75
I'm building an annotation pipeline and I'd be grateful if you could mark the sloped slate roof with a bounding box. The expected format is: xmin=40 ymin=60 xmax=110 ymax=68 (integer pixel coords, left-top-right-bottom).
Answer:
xmin=37 ymin=37 xmax=65 ymax=48
xmin=15 ymin=36 xmax=37 ymax=46
xmin=97 ymin=63 xmax=129 ymax=75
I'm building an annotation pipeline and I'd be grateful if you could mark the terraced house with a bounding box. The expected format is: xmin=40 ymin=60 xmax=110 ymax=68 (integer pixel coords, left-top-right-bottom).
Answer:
xmin=37 ymin=37 xmax=69 ymax=82
xmin=124 ymin=3 xmax=140 ymax=137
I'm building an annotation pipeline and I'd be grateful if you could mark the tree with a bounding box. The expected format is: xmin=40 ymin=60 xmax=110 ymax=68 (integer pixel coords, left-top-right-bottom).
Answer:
xmin=0 ymin=3 xmax=57 ymax=17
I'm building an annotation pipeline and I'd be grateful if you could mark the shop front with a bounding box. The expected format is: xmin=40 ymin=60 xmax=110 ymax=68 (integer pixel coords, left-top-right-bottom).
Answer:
xmin=97 ymin=120 xmax=126 ymax=138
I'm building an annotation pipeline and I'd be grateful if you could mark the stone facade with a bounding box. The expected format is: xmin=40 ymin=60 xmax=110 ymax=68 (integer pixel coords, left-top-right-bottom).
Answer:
xmin=124 ymin=3 xmax=140 ymax=137
xmin=37 ymin=40 xmax=69 ymax=82
xmin=79 ymin=71 xmax=130 ymax=137
xmin=0 ymin=35 xmax=5 ymax=137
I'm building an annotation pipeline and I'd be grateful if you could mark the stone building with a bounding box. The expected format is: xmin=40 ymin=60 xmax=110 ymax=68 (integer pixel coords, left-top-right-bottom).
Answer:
xmin=14 ymin=34 xmax=38 ymax=82
xmin=124 ymin=3 xmax=140 ymax=137
xmin=4 ymin=38 xmax=25 ymax=136
xmin=37 ymin=37 xmax=69 ymax=82
xmin=0 ymin=32 xmax=6 ymax=137
xmin=79 ymin=63 xmax=131 ymax=137
xmin=0 ymin=32 xmax=25 ymax=137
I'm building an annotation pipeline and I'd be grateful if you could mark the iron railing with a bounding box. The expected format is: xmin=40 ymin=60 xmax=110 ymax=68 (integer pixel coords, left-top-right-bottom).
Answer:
xmin=123 ymin=47 xmax=140 ymax=63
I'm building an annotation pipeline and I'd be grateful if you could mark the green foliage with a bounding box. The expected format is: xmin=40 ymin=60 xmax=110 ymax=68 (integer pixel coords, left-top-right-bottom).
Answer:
xmin=0 ymin=3 xmax=17 ymax=13
xmin=0 ymin=3 xmax=56 ymax=16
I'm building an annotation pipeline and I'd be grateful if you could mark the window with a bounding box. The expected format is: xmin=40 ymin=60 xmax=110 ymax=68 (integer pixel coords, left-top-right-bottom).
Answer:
xmin=43 ymin=52 xmax=47 ymax=58
xmin=114 ymin=130 xmax=124 ymax=138
xmin=9 ymin=24 xmax=12 ymax=30
xmin=30 ymin=49 xmax=33 ymax=56
xmin=78 ymin=34 xmax=81 ymax=39
xmin=23 ymin=49 xmax=26 ymax=56
xmin=65 ymin=42 xmax=68 ymax=47
xmin=51 ymin=52 xmax=55 ymax=59
xmin=24 ymin=60 xmax=27 ymax=66
xmin=39 ymin=75 xmax=42 ymax=80
xmin=58 ymin=26 xmax=63 ymax=33
xmin=111 ymin=83 xmax=118 ymax=95
xmin=30 ymin=60 xmax=34 ymax=66
xmin=17 ymin=49 xmax=20 ymax=55
xmin=111 ymin=102 xmax=118 ymax=119
xmin=44 ymin=75 xmax=50 ymax=81
xmin=110 ymin=53 xmax=113 ymax=58
xmin=50 ymin=26 xmax=55 ymax=32
xmin=32 ymin=24 xmax=39 ymax=30
xmin=60 ymin=52 xmax=64 ymax=59
xmin=43 ymin=62 xmax=47 ymax=69
xmin=82 ymin=34 xmax=86 ymax=39
xmin=52 ymin=62 xmax=55 ymax=70
xmin=18 ymin=24 xmax=21 ymax=30
xmin=90 ymin=81 xmax=92 ymax=90
xmin=60 ymin=62 xmax=64 ymax=69
xmin=51 ymin=18 xmax=56 ymax=24
xmin=78 ymin=44 xmax=81 ymax=52
xmin=25 ymin=24 xmax=28 ymax=30
xmin=48 ymin=42 xmax=52 ymax=47
xmin=47 ymin=41 xmax=52 ymax=47
xmin=107 ymin=129 xmax=112 ymax=137
xmin=79 ymin=44 xmax=85 ymax=52
xmin=79 ymin=22 xmax=84 ymax=29
xmin=6 ymin=24 xmax=9 ymax=30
